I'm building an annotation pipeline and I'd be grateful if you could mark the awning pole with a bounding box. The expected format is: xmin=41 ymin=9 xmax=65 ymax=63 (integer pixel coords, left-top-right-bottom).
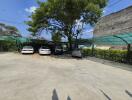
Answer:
xmin=91 ymin=37 xmax=95 ymax=56
xmin=127 ymin=44 xmax=131 ymax=63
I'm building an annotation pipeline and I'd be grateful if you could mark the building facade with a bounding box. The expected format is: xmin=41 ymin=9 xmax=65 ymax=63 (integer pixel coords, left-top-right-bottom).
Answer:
xmin=94 ymin=6 xmax=132 ymax=37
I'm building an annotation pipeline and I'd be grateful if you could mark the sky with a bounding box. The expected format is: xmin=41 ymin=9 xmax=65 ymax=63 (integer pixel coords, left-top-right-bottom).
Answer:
xmin=0 ymin=0 xmax=132 ymax=40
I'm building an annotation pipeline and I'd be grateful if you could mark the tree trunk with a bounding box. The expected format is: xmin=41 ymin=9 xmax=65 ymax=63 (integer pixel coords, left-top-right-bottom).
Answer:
xmin=68 ymin=35 xmax=72 ymax=51
xmin=67 ymin=27 xmax=73 ymax=51
xmin=75 ymin=36 xmax=78 ymax=49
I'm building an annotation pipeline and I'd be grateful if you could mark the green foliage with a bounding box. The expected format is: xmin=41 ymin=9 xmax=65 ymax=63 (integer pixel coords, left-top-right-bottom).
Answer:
xmin=0 ymin=23 xmax=5 ymax=27
xmin=83 ymin=48 xmax=93 ymax=56
xmin=0 ymin=41 xmax=17 ymax=52
xmin=0 ymin=22 xmax=20 ymax=36
xmin=83 ymin=48 xmax=128 ymax=63
xmin=52 ymin=32 xmax=62 ymax=44
xmin=5 ymin=26 xmax=19 ymax=32
xmin=27 ymin=0 xmax=108 ymax=50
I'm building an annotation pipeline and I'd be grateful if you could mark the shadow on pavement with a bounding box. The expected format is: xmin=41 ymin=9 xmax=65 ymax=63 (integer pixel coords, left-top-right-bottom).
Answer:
xmin=0 ymin=52 xmax=10 ymax=54
xmin=67 ymin=96 xmax=72 ymax=100
xmin=52 ymin=89 xmax=59 ymax=100
xmin=52 ymin=89 xmax=72 ymax=100
xmin=51 ymin=54 xmax=82 ymax=60
xmin=125 ymin=90 xmax=132 ymax=98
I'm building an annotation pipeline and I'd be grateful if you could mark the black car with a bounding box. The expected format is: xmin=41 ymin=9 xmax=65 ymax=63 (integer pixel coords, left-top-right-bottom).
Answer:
xmin=54 ymin=46 xmax=63 ymax=55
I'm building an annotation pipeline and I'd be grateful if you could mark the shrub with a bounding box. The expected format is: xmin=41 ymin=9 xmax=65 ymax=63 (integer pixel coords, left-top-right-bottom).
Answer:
xmin=82 ymin=48 xmax=128 ymax=63
xmin=83 ymin=48 xmax=92 ymax=56
xmin=0 ymin=41 xmax=17 ymax=52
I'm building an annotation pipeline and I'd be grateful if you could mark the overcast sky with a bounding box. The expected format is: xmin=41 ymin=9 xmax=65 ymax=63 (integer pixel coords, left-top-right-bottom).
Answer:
xmin=0 ymin=0 xmax=132 ymax=40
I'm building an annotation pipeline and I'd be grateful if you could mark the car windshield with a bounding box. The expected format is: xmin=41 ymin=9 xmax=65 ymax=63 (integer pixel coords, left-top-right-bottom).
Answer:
xmin=41 ymin=46 xmax=49 ymax=49
xmin=23 ymin=46 xmax=33 ymax=49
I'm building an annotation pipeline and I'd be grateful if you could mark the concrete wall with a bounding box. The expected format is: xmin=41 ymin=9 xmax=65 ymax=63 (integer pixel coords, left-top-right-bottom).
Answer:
xmin=94 ymin=6 xmax=132 ymax=37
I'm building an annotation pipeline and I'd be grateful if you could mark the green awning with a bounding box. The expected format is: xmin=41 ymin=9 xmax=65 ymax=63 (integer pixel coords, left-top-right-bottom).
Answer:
xmin=0 ymin=36 xmax=16 ymax=42
xmin=16 ymin=37 xmax=31 ymax=43
xmin=0 ymin=36 xmax=32 ymax=44
xmin=94 ymin=32 xmax=132 ymax=45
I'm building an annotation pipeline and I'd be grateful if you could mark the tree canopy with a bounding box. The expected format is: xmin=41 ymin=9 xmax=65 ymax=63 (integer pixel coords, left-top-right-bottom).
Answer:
xmin=27 ymin=0 xmax=108 ymax=50
xmin=0 ymin=23 xmax=20 ymax=37
xmin=52 ymin=31 xmax=62 ymax=44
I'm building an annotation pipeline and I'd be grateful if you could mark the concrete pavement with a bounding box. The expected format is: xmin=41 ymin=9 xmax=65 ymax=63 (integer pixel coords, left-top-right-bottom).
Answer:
xmin=0 ymin=53 xmax=132 ymax=100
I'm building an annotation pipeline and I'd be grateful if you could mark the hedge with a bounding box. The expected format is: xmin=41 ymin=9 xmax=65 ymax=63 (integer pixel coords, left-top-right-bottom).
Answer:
xmin=0 ymin=41 xmax=17 ymax=52
xmin=83 ymin=48 xmax=128 ymax=63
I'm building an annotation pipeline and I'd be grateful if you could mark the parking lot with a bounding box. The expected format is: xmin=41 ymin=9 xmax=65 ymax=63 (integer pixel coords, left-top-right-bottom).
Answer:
xmin=0 ymin=52 xmax=132 ymax=100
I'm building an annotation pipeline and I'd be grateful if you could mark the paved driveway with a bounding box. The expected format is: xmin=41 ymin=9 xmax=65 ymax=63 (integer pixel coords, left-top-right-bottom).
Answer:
xmin=0 ymin=53 xmax=132 ymax=100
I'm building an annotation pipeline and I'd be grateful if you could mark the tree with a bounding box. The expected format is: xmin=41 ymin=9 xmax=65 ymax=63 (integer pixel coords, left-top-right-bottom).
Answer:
xmin=5 ymin=26 xmax=18 ymax=32
xmin=0 ymin=23 xmax=20 ymax=37
xmin=52 ymin=32 xmax=62 ymax=44
xmin=27 ymin=0 xmax=108 ymax=50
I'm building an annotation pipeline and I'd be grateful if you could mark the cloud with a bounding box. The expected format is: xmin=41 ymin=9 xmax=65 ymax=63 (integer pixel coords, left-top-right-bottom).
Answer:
xmin=25 ymin=6 xmax=37 ymax=13
xmin=81 ymin=28 xmax=94 ymax=39
xmin=87 ymin=29 xmax=93 ymax=33
xmin=103 ymin=9 xmax=106 ymax=14
xmin=102 ymin=8 xmax=108 ymax=16
xmin=76 ymin=19 xmax=83 ymax=26
xmin=84 ymin=28 xmax=93 ymax=34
